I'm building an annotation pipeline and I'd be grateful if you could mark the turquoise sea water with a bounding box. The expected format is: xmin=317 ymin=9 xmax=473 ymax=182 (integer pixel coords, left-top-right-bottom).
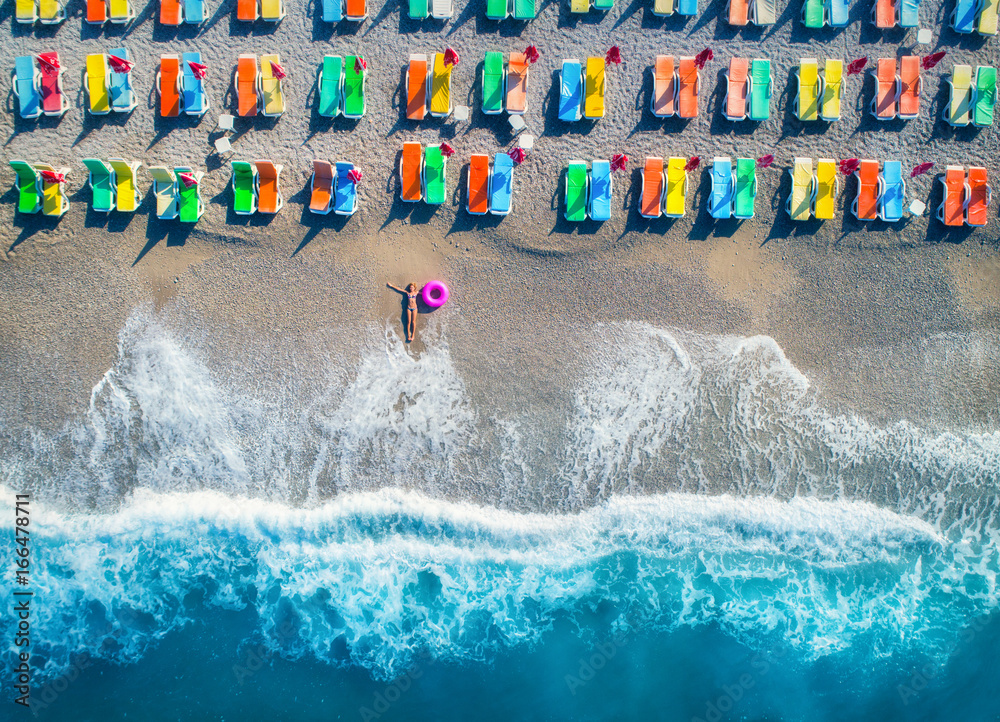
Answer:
xmin=1 ymin=313 xmax=998 ymax=720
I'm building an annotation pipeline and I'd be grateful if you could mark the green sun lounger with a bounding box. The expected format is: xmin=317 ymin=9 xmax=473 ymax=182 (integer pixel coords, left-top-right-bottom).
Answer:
xmin=734 ymin=158 xmax=757 ymax=219
xmin=802 ymin=0 xmax=823 ymax=26
xmin=231 ymin=161 xmax=258 ymax=215
xmin=82 ymin=158 xmax=115 ymax=213
xmin=175 ymin=168 xmax=204 ymax=223
xmin=423 ymin=145 xmax=446 ymax=204
xmin=483 ymin=51 xmax=505 ymax=114
xmin=594 ymin=0 xmax=613 ymax=8
xmin=974 ymin=66 xmax=997 ymax=127
xmin=318 ymin=56 xmax=344 ymax=118
xmin=749 ymin=59 xmax=771 ymax=121
xmin=410 ymin=0 xmax=428 ymax=16
xmin=9 ymin=160 xmax=42 ymax=214
xmin=565 ymin=161 xmax=588 ymax=221
xmin=344 ymin=55 xmax=366 ymax=119
xmin=513 ymin=0 xmax=534 ymax=17
xmin=486 ymin=0 xmax=508 ymax=17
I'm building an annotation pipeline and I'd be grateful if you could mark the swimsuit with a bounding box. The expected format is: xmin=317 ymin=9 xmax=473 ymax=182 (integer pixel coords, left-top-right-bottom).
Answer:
xmin=407 ymin=292 xmax=417 ymax=310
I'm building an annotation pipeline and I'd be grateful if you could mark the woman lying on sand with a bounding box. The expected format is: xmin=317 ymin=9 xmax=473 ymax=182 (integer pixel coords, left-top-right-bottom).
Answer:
xmin=387 ymin=282 xmax=418 ymax=342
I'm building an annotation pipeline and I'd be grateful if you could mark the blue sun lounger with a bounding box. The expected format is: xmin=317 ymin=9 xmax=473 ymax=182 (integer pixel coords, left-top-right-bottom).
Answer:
xmin=108 ymin=48 xmax=137 ymax=112
xmin=184 ymin=0 xmax=204 ymax=21
xmin=828 ymin=0 xmax=849 ymax=25
xmin=181 ymin=52 xmax=209 ymax=116
xmin=13 ymin=56 xmax=41 ymax=119
xmin=589 ymin=160 xmax=612 ymax=221
xmin=559 ymin=60 xmax=583 ymax=121
xmin=899 ymin=0 xmax=919 ymax=25
xmin=334 ymin=161 xmax=357 ymax=215
xmin=879 ymin=160 xmax=905 ymax=221
xmin=710 ymin=157 xmax=734 ymax=219
xmin=953 ymin=0 xmax=976 ymax=31
xmin=677 ymin=0 xmax=696 ymax=12
xmin=490 ymin=153 xmax=513 ymax=216
xmin=323 ymin=0 xmax=342 ymax=20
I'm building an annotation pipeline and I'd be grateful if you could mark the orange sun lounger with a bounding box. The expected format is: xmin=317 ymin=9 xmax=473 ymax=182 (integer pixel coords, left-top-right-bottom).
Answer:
xmin=237 ymin=0 xmax=258 ymax=19
xmin=345 ymin=0 xmax=366 ymax=19
xmin=236 ymin=55 xmax=258 ymax=117
xmin=898 ymin=55 xmax=920 ymax=119
xmin=87 ymin=0 xmax=107 ymax=22
xmin=160 ymin=0 xmax=183 ymax=24
xmin=725 ymin=57 xmax=749 ymax=120
xmin=158 ymin=55 xmax=181 ymax=117
xmin=399 ymin=142 xmax=423 ymax=202
xmin=678 ymin=56 xmax=699 ymax=118
xmin=874 ymin=0 xmax=895 ymax=27
xmin=872 ymin=58 xmax=899 ymax=119
xmin=938 ymin=166 xmax=965 ymax=227
xmin=852 ymin=160 xmax=879 ymax=221
xmin=254 ymin=160 xmax=283 ymax=214
xmin=728 ymin=0 xmax=749 ymax=24
xmin=651 ymin=55 xmax=676 ymax=117
xmin=506 ymin=52 xmax=529 ymax=115
xmin=310 ymin=160 xmax=333 ymax=214
xmin=639 ymin=156 xmax=665 ymax=218
xmin=467 ymin=154 xmax=490 ymax=215
xmin=966 ymin=166 xmax=990 ymax=227
xmin=406 ymin=54 xmax=427 ymax=120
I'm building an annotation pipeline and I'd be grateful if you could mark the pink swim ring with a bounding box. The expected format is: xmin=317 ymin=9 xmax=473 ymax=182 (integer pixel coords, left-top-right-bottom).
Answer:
xmin=422 ymin=281 xmax=449 ymax=308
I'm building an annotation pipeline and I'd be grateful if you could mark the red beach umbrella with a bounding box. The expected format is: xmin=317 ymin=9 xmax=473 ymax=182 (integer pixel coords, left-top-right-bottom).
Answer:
xmin=756 ymin=154 xmax=774 ymax=169
xmin=188 ymin=60 xmax=208 ymax=80
xmin=37 ymin=52 xmax=60 ymax=75
xmin=440 ymin=142 xmax=456 ymax=158
xmin=610 ymin=153 xmax=628 ymax=172
xmin=508 ymin=147 xmax=527 ymax=164
xmin=107 ymin=54 xmax=134 ymax=74
xmin=355 ymin=56 xmax=367 ymax=73
xmin=694 ymin=48 xmax=713 ymax=70
xmin=269 ymin=61 xmax=287 ymax=80
xmin=921 ymin=52 xmax=946 ymax=70
xmin=606 ymin=46 xmax=622 ymax=66
xmin=177 ymin=172 xmax=198 ymax=188
xmin=347 ymin=168 xmax=364 ymax=183
xmin=39 ymin=169 xmax=65 ymax=184
xmin=910 ymin=162 xmax=934 ymax=178
xmin=443 ymin=48 xmax=460 ymax=67
xmin=524 ymin=46 xmax=540 ymax=64
xmin=684 ymin=156 xmax=700 ymax=172
xmin=846 ymin=57 xmax=868 ymax=76
xmin=839 ymin=158 xmax=860 ymax=176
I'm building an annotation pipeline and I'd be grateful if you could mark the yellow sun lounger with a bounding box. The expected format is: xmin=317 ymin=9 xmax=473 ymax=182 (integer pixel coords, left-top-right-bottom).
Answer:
xmin=820 ymin=59 xmax=843 ymax=121
xmin=584 ymin=57 xmax=605 ymax=119
xmin=652 ymin=0 xmax=675 ymax=14
xmin=944 ymin=64 xmax=973 ymax=126
xmin=85 ymin=54 xmax=111 ymax=115
xmin=430 ymin=53 xmax=452 ymax=118
xmin=259 ymin=54 xmax=286 ymax=117
xmin=813 ymin=158 xmax=838 ymax=219
xmin=795 ymin=58 xmax=820 ymax=121
xmin=34 ymin=163 xmax=70 ymax=217
xmin=664 ymin=157 xmax=688 ymax=217
xmin=108 ymin=158 xmax=141 ymax=212
xmin=39 ymin=0 xmax=65 ymax=23
xmin=147 ymin=166 xmax=178 ymax=219
xmin=109 ymin=0 xmax=135 ymax=22
xmin=16 ymin=0 xmax=37 ymax=23
xmin=786 ymin=157 xmax=814 ymax=220
xmin=261 ymin=0 xmax=285 ymax=19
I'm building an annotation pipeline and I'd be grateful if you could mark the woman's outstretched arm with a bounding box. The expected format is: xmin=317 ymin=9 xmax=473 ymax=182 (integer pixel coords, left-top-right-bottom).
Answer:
xmin=386 ymin=283 xmax=404 ymax=294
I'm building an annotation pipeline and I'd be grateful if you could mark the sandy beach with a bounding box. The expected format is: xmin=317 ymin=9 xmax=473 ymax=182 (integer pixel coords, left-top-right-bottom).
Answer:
xmin=1 ymin=0 xmax=999 ymax=434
